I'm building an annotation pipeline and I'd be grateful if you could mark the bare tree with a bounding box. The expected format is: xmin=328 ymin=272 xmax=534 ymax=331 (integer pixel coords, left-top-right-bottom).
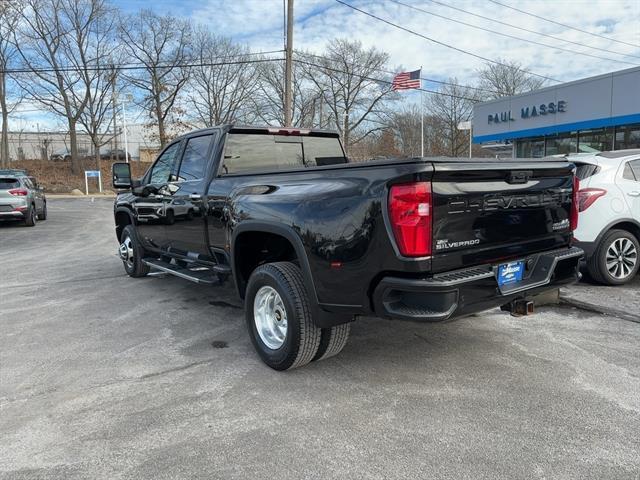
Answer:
xmin=14 ymin=0 xmax=113 ymax=172
xmin=254 ymin=55 xmax=317 ymax=128
xmin=477 ymin=59 xmax=546 ymax=99
xmin=426 ymin=79 xmax=480 ymax=157
xmin=300 ymin=39 xmax=395 ymax=152
xmin=120 ymin=10 xmax=191 ymax=148
xmin=0 ymin=1 xmax=22 ymax=167
xmin=390 ymin=105 xmax=422 ymax=157
xmin=75 ymin=11 xmax=121 ymax=171
xmin=187 ymin=30 xmax=260 ymax=127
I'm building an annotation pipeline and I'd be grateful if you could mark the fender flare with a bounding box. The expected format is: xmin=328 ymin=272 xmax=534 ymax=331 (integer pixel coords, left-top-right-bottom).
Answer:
xmin=230 ymin=221 xmax=352 ymax=328
xmin=114 ymin=206 xmax=136 ymax=241
xmin=230 ymin=220 xmax=318 ymax=303
xmin=594 ymin=218 xmax=640 ymax=247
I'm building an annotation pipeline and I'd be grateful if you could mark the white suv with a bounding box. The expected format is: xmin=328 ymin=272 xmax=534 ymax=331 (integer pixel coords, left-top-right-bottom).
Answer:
xmin=570 ymin=149 xmax=640 ymax=285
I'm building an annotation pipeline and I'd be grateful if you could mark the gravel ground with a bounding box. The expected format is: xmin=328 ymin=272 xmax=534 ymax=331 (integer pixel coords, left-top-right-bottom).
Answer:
xmin=1 ymin=198 xmax=639 ymax=480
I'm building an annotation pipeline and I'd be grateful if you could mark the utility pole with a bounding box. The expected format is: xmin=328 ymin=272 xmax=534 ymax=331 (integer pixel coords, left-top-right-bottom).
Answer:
xmin=284 ymin=0 xmax=294 ymax=127
xmin=111 ymin=66 xmax=118 ymax=162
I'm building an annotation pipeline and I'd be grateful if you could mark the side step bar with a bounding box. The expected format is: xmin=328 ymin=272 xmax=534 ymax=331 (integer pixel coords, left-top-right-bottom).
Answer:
xmin=142 ymin=258 xmax=229 ymax=285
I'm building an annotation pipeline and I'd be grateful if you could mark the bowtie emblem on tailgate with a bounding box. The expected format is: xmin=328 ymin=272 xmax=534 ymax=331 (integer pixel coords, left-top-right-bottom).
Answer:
xmin=507 ymin=170 xmax=532 ymax=184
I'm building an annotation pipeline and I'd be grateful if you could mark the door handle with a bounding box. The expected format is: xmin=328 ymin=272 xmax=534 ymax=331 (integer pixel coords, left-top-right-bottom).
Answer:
xmin=189 ymin=194 xmax=202 ymax=201
xmin=628 ymin=191 xmax=640 ymax=197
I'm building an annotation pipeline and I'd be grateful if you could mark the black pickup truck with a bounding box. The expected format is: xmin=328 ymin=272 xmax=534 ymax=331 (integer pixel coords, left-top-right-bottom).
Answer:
xmin=112 ymin=125 xmax=583 ymax=370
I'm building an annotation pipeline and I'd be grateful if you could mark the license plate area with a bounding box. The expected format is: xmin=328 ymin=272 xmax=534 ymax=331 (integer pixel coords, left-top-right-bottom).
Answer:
xmin=497 ymin=260 xmax=525 ymax=286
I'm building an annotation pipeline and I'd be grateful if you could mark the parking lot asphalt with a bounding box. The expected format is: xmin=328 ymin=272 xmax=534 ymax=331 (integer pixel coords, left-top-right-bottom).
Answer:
xmin=1 ymin=198 xmax=639 ymax=480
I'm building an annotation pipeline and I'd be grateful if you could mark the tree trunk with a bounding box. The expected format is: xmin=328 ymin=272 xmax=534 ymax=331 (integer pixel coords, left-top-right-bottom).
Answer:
xmin=0 ymin=74 xmax=8 ymax=168
xmin=342 ymin=111 xmax=350 ymax=156
xmin=94 ymin=138 xmax=101 ymax=176
xmin=68 ymin=119 xmax=80 ymax=173
xmin=155 ymin=95 xmax=166 ymax=148
xmin=1 ymin=108 xmax=8 ymax=168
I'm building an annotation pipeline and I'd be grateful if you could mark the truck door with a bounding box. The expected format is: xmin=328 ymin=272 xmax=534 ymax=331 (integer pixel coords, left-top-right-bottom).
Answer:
xmin=134 ymin=141 xmax=183 ymax=251
xmin=163 ymin=133 xmax=215 ymax=256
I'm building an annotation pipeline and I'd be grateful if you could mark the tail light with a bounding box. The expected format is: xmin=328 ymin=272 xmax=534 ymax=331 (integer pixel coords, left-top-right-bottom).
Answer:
xmin=8 ymin=188 xmax=28 ymax=196
xmin=569 ymin=175 xmax=579 ymax=231
xmin=578 ymin=188 xmax=606 ymax=212
xmin=388 ymin=182 xmax=432 ymax=257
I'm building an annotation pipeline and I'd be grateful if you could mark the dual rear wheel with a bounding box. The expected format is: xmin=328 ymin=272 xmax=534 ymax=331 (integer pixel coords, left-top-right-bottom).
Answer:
xmin=245 ymin=262 xmax=351 ymax=370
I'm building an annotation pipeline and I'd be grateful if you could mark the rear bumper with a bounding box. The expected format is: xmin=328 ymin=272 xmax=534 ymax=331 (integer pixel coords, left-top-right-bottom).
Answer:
xmin=372 ymin=246 xmax=583 ymax=322
xmin=0 ymin=203 xmax=27 ymax=220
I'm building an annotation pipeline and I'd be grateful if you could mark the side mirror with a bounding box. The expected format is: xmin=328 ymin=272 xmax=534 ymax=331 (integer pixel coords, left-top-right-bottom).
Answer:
xmin=112 ymin=162 xmax=132 ymax=189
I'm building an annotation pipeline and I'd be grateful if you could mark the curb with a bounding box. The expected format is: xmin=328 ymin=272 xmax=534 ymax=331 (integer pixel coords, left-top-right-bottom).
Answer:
xmin=559 ymin=296 xmax=640 ymax=324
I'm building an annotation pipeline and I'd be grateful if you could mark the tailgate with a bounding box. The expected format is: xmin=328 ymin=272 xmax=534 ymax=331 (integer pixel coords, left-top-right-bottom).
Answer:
xmin=431 ymin=160 xmax=575 ymax=272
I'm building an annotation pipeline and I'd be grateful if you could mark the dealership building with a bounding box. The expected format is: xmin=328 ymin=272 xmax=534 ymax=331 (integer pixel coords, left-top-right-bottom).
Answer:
xmin=472 ymin=66 xmax=640 ymax=157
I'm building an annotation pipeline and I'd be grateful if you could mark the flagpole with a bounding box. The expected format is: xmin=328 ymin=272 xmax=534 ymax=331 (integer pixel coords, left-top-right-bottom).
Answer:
xmin=420 ymin=66 xmax=424 ymax=157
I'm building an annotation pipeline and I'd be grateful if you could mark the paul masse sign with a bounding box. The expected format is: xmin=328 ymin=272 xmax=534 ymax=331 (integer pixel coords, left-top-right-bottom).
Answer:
xmin=488 ymin=100 xmax=567 ymax=124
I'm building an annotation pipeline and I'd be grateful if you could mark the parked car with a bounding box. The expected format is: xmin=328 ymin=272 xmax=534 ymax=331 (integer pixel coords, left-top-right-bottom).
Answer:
xmin=101 ymin=149 xmax=132 ymax=162
xmin=50 ymin=149 xmax=72 ymax=162
xmin=111 ymin=125 xmax=582 ymax=370
xmin=571 ymin=149 xmax=640 ymax=285
xmin=0 ymin=174 xmax=47 ymax=226
xmin=50 ymin=148 xmax=89 ymax=161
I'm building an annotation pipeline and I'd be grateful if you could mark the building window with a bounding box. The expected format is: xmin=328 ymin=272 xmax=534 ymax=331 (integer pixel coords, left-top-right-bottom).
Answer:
xmin=545 ymin=133 xmax=577 ymax=156
xmin=516 ymin=137 xmax=545 ymax=158
xmin=578 ymin=128 xmax=613 ymax=153
xmin=615 ymin=123 xmax=640 ymax=150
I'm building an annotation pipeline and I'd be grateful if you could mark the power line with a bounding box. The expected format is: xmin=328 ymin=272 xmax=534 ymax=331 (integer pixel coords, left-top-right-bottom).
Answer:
xmin=293 ymin=58 xmax=479 ymax=101
xmin=487 ymin=0 xmax=640 ymax=49
xmin=334 ymin=0 xmax=561 ymax=83
xmin=296 ymin=50 xmax=502 ymax=96
xmin=421 ymin=0 xmax=640 ymax=60
xmin=389 ymin=0 xmax=640 ymax=66
xmin=1 ymin=55 xmax=284 ymax=75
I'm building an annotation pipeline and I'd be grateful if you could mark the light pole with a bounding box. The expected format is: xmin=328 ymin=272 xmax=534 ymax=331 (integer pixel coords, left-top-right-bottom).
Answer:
xmin=121 ymin=93 xmax=133 ymax=163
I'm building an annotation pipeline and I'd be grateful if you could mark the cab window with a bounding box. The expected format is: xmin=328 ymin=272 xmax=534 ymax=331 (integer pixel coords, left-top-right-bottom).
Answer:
xmin=177 ymin=135 xmax=212 ymax=181
xmin=149 ymin=142 xmax=182 ymax=184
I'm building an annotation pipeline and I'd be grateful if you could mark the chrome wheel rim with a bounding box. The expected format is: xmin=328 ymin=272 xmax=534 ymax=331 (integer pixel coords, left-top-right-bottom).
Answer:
xmin=606 ymin=237 xmax=637 ymax=279
xmin=119 ymin=236 xmax=135 ymax=269
xmin=253 ymin=286 xmax=288 ymax=350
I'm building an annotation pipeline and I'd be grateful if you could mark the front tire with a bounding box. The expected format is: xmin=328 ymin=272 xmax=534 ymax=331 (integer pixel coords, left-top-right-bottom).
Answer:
xmin=245 ymin=262 xmax=321 ymax=370
xmin=588 ymin=229 xmax=639 ymax=285
xmin=119 ymin=224 xmax=150 ymax=277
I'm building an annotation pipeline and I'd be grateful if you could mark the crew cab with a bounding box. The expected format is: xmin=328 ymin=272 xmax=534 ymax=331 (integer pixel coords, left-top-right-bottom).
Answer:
xmin=112 ymin=125 xmax=583 ymax=370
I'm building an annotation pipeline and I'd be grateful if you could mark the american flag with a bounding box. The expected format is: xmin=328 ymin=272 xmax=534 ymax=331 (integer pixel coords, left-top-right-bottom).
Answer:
xmin=392 ymin=69 xmax=421 ymax=91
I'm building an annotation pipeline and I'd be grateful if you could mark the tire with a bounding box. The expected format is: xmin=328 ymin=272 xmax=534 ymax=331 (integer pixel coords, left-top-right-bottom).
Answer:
xmin=313 ymin=323 xmax=351 ymax=361
xmin=119 ymin=224 xmax=150 ymax=278
xmin=24 ymin=205 xmax=36 ymax=227
xmin=587 ymin=229 xmax=639 ymax=285
xmin=37 ymin=202 xmax=47 ymax=220
xmin=245 ymin=262 xmax=321 ymax=371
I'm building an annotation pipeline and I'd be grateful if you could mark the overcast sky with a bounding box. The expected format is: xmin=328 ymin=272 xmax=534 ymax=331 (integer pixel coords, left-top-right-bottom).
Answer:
xmin=13 ymin=0 xmax=640 ymax=130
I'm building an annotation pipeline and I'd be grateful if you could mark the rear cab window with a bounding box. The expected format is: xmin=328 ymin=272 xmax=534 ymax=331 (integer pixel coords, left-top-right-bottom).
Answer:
xmin=220 ymin=131 xmax=347 ymax=175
